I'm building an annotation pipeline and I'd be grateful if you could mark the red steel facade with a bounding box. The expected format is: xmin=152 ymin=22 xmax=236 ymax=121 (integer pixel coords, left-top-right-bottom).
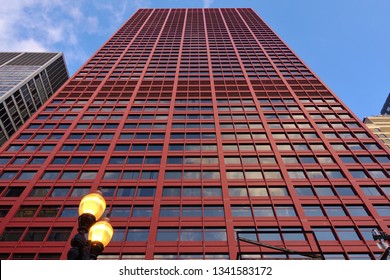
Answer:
xmin=0 ymin=8 xmax=389 ymax=260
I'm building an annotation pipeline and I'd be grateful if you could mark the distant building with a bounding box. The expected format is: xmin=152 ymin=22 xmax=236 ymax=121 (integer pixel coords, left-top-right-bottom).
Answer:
xmin=364 ymin=115 xmax=390 ymax=150
xmin=363 ymin=93 xmax=390 ymax=150
xmin=0 ymin=52 xmax=69 ymax=145
xmin=380 ymin=93 xmax=390 ymax=115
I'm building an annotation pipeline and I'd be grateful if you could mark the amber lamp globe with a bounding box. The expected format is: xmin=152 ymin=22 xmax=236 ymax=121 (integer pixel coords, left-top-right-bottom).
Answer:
xmin=78 ymin=192 xmax=106 ymax=220
xmin=88 ymin=219 xmax=114 ymax=247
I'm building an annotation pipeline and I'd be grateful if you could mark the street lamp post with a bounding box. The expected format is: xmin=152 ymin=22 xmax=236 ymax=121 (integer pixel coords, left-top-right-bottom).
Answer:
xmin=372 ymin=229 xmax=390 ymax=260
xmin=67 ymin=191 xmax=114 ymax=260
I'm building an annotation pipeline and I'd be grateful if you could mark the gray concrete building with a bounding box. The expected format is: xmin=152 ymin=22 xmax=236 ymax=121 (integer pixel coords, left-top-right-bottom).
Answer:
xmin=0 ymin=52 xmax=69 ymax=145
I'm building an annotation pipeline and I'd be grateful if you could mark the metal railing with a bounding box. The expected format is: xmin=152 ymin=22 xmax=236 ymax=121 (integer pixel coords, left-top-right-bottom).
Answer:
xmin=236 ymin=230 xmax=324 ymax=260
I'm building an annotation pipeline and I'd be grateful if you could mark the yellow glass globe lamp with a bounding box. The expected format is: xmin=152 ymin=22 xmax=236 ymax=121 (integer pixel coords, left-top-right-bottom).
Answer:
xmin=78 ymin=192 xmax=106 ymax=220
xmin=88 ymin=219 xmax=114 ymax=247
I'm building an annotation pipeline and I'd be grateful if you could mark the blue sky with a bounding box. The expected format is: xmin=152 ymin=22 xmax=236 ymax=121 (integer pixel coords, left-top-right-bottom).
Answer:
xmin=0 ymin=0 xmax=389 ymax=119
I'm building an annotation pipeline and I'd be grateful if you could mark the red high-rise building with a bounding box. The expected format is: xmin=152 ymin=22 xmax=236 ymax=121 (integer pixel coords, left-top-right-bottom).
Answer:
xmin=0 ymin=8 xmax=389 ymax=260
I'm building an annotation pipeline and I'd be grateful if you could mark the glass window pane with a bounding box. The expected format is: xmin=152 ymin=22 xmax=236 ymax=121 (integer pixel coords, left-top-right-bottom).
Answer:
xmin=269 ymin=187 xmax=288 ymax=196
xmin=275 ymin=206 xmax=296 ymax=217
xmin=0 ymin=228 xmax=25 ymax=241
xmin=258 ymin=228 xmax=282 ymax=241
xmin=15 ymin=206 xmax=38 ymax=217
xmin=165 ymin=171 xmax=182 ymax=179
xmin=288 ymin=171 xmax=305 ymax=179
xmin=248 ymin=187 xmax=268 ymax=196
xmin=23 ymin=228 xmax=49 ymax=241
xmin=180 ymin=229 xmax=202 ymax=241
xmin=315 ymin=187 xmax=335 ymax=196
xmin=303 ymin=206 xmax=324 ymax=216
xmin=182 ymin=206 xmax=202 ymax=217
xmin=141 ymin=171 xmax=159 ymax=180
xmin=283 ymin=228 xmax=305 ymax=241
xmin=4 ymin=187 xmax=25 ymax=197
xmin=37 ymin=206 xmax=60 ymax=217
xmin=264 ymin=171 xmax=282 ymax=179
xmin=326 ymin=171 xmax=344 ymax=179
xmin=111 ymin=206 xmax=131 ymax=217
xmin=253 ymin=206 xmax=274 ymax=217
xmin=42 ymin=171 xmax=59 ymax=180
xmin=182 ymin=188 xmax=201 ymax=196
xmin=324 ymin=254 xmax=346 ymax=260
xmin=104 ymin=171 xmax=121 ymax=179
xmin=52 ymin=157 xmax=69 ymax=164
xmin=204 ymin=229 xmax=227 ymax=241
xmin=102 ymin=188 xmax=115 ymax=197
xmin=132 ymin=206 xmax=153 ymax=217
xmin=203 ymin=187 xmax=222 ymax=197
xmin=324 ymin=205 xmax=346 ymax=216
xmin=137 ymin=188 xmax=155 ymax=197
xmin=307 ymin=171 xmax=324 ymax=179
xmin=232 ymin=206 xmax=251 ymax=217
xmin=369 ymin=170 xmax=387 ymax=179
xmin=313 ymin=228 xmax=336 ymax=241
xmin=227 ymin=171 xmax=244 ymax=179
xmin=336 ymin=187 xmax=355 ymax=196
xmin=47 ymin=228 xmax=72 ymax=241
xmin=160 ymin=207 xmax=180 ymax=217
xmin=69 ymin=157 xmax=86 ymax=164
xmin=80 ymin=171 xmax=97 ymax=180
xmin=295 ymin=187 xmax=314 ymax=196
xmin=127 ymin=157 xmax=143 ymax=164
xmin=60 ymin=171 xmax=78 ymax=180
xmin=347 ymin=206 xmax=369 ymax=216
xmin=29 ymin=187 xmax=50 ymax=197
xmin=229 ymin=187 xmax=247 ymax=197
xmin=348 ymin=253 xmax=372 ymax=260
xmin=122 ymin=171 xmax=139 ymax=180
xmin=12 ymin=157 xmax=29 ymax=165
xmin=30 ymin=157 xmax=47 ymax=165
xmin=0 ymin=171 xmax=18 ymax=180
xmin=111 ymin=228 xmax=126 ymax=242
xmin=245 ymin=171 xmax=263 ymax=179
xmin=60 ymin=207 xmax=78 ymax=217
xmin=117 ymin=187 xmax=135 ymax=197
xmin=126 ymin=229 xmax=149 ymax=241
xmin=361 ymin=186 xmax=380 ymax=196
xmin=51 ymin=188 xmax=70 ymax=197
xmin=87 ymin=157 xmax=104 ymax=164
xmin=162 ymin=187 xmax=180 ymax=197
xmin=204 ymin=206 xmax=224 ymax=217
xmin=350 ymin=171 xmax=368 ymax=179
xmin=374 ymin=205 xmax=390 ymax=216
xmin=70 ymin=188 xmax=90 ymax=197
xmin=156 ymin=229 xmax=178 ymax=241
xmin=336 ymin=228 xmax=360 ymax=240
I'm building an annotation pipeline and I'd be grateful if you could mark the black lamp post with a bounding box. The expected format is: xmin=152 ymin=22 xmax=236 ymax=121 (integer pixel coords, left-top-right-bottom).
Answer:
xmin=67 ymin=191 xmax=114 ymax=260
xmin=372 ymin=229 xmax=390 ymax=260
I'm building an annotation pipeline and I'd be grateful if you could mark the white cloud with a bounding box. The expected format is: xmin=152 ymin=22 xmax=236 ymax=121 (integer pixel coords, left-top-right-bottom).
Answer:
xmin=203 ymin=0 xmax=214 ymax=8
xmin=86 ymin=16 xmax=99 ymax=34
xmin=134 ymin=0 xmax=152 ymax=9
xmin=47 ymin=26 xmax=64 ymax=44
xmin=16 ymin=39 xmax=47 ymax=52
xmin=0 ymin=0 xmax=69 ymax=51
xmin=0 ymin=1 xmax=144 ymax=74
xmin=69 ymin=6 xmax=83 ymax=21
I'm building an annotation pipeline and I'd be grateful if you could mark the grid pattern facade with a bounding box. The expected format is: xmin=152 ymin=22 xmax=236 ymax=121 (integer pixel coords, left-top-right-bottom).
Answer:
xmin=0 ymin=52 xmax=69 ymax=146
xmin=0 ymin=8 xmax=389 ymax=260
